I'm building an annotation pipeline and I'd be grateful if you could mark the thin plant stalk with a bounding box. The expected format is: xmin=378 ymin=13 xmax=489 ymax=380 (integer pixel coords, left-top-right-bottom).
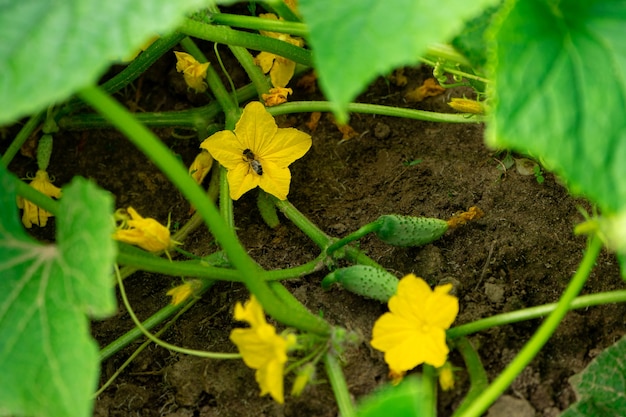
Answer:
xmin=457 ymin=236 xmax=603 ymax=417
xmin=77 ymin=85 xmax=331 ymax=335
xmin=324 ymin=353 xmax=356 ymax=417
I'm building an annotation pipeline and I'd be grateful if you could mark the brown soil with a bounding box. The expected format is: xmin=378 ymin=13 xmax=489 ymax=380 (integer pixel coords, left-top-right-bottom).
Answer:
xmin=6 ymin=50 xmax=625 ymax=417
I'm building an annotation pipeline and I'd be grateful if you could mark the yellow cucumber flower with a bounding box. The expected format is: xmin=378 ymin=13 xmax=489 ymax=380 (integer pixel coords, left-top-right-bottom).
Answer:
xmin=200 ymin=101 xmax=311 ymax=200
xmin=166 ymin=280 xmax=201 ymax=305
xmin=371 ymin=274 xmax=458 ymax=375
xmin=262 ymin=87 xmax=293 ymax=107
xmin=254 ymin=13 xmax=304 ymax=88
xmin=229 ymin=296 xmax=296 ymax=403
xmin=174 ymin=51 xmax=210 ymax=93
xmin=17 ymin=169 xmax=62 ymax=228
xmin=113 ymin=207 xmax=176 ymax=252
xmin=189 ymin=149 xmax=213 ymax=185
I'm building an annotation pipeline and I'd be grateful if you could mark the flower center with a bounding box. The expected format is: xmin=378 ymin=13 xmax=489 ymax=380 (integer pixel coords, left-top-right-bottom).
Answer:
xmin=243 ymin=148 xmax=263 ymax=175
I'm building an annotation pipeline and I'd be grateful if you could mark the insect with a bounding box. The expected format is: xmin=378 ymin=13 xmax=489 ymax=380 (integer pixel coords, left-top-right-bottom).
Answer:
xmin=242 ymin=148 xmax=263 ymax=175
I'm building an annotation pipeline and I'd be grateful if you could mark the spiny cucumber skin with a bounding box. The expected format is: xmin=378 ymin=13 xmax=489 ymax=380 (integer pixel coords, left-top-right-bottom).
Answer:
xmin=376 ymin=215 xmax=448 ymax=247
xmin=321 ymin=265 xmax=399 ymax=302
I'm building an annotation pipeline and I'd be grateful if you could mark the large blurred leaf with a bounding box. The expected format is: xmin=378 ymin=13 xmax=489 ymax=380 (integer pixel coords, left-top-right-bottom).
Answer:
xmin=0 ymin=0 xmax=206 ymax=125
xmin=0 ymin=166 xmax=116 ymax=417
xmin=356 ymin=376 xmax=432 ymax=417
xmin=299 ymin=0 xmax=498 ymax=122
xmin=561 ymin=335 xmax=626 ymax=417
xmin=487 ymin=0 xmax=626 ymax=215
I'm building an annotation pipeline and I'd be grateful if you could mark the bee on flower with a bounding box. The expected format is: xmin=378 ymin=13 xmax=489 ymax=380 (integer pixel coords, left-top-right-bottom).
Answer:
xmin=200 ymin=101 xmax=311 ymax=201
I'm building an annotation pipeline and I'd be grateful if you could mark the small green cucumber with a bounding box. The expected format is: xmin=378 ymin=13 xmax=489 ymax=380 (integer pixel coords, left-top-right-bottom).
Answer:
xmin=321 ymin=265 xmax=399 ymax=302
xmin=376 ymin=215 xmax=448 ymax=247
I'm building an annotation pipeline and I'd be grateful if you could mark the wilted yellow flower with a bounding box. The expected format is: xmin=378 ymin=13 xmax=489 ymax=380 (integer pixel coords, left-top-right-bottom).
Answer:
xmin=166 ymin=280 xmax=201 ymax=305
xmin=174 ymin=51 xmax=210 ymax=93
xmin=230 ymin=296 xmax=296 ymax=403
xmin=371 ymin=274 xmax=458 ymax=375
xmin=200 ymin=101 xmax=311 ymax=200
xmin=254 ymin=14 xmax=304 ymax=88
xmin=113 ymin=207 xmax=177 ymax=252
xmin=262 ymin=87 xmax=293 ymax=107
xmin=189 ymin=150 xmax=214 ymax=185
xmin=448 ymin=98 xmax=485 ymax=114
xmin=17 ymin=169 xmax=62 ymax=228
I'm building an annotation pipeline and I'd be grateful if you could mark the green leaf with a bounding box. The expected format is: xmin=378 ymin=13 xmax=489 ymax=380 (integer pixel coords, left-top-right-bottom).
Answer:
xmin=487 ymin=0 xmax=626 ymax=214
xmin=0 ymin=0 xmax=206 ymax=125
xmin=0 ymin=166 xmax=116 ymax=417
xmin=451 ymin=4 xmax=501 ymax=70
xmin=561 ymin=335 xmax=626 ymax=417
xmin=356 ymin=376 xmax=433 ymax=417
xmin=298 ymin=0 xmax=498 ymax=122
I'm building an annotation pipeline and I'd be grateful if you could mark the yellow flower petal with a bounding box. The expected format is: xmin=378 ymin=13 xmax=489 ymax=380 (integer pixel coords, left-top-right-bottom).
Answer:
xmin=17 ymin=170 xmax=62 ymax=228
xmin=174 ymin=51 xmax=209 ymax=93
xmin=113 ymin=207 xmax=174 ymax=252
xmin=270 ymin=57 xmax=296 ymax=88
xmin=230 ymin=296 xmax=290 ymax=404
xmin=233 ymin=295 xmax=268 ymax=328
xmin=258 ymin=160 xmax=291 ymax=201
xmin=438 ymin=363 xmax=455 ymax=391
xmin=227 ymin=163 xmax=261 ymax=200
xmin=259 ymin=127 xmax=312 ymax=166
xmin=166 ymin=281 xmax=200 ymax=305
xmin=255 ymin=51 xmax=276 ymax=74
xmin=234 ymin=102 xmax=278 ymax=151
xmin=200 ymin=130 xmax=243 ymax=170
xmin=262 ymin=87 xmax=292 ymax=107
xmin=189 ymin=150 xmax=213 ymax=185
xmin=371 ymin=274 xmax=458 ymax=372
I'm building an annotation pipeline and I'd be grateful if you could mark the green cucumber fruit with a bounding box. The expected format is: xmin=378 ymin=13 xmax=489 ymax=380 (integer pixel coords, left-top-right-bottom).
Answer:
xmin=321 ymin=265 xmax=399 ymax=302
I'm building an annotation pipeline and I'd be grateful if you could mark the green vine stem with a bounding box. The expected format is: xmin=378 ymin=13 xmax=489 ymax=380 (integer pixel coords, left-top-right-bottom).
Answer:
xmin=420 ymin=57 xmax=488 ymax=84
xmin=95 ymin=298 xmax=197 ymax=396
xmin=452 ymin=337 xmax=489 ymax=416
xmin=208 ymin=12 xmax=307 ymax=36
xmin=179 ymin=36 xmax=239 ymax=120
xmin=324 ymin=353 xmax=356 ymax=417
xmin=269 ymin=101 xmax=486 ymax=123
xmin=273 ymin=197 xmax=331 ymax=248
xmin=262 ymin=0 xmax=301 ymax=22
xmin=229 ymin=42 xmax=272 ymax=98
xmin=326 ymin=220 xmax=382 ymax=255
xmin=78 ymin=85 xmax=330 ymax=336
xmin=1 ymin=111 xmax=44 ymax=166
xmin=457 ymin=235 xmax=603 ymax=417
xmin=59 ymin=94 xmax=480 ymax=132
xmin=180 ymin=18 xmax=313 ymax=67
xmin=116 ymin=247 xmax=326 ymax=281
xmin=447 ymin=287 xmax=626 ymax=339
xmin=61 ymin=32 xmax=187 ymax=116
xmin=100 ymin=282 xmax=208 ymax=361
xmin=115 ymin=265 xmax=239 ymax=359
